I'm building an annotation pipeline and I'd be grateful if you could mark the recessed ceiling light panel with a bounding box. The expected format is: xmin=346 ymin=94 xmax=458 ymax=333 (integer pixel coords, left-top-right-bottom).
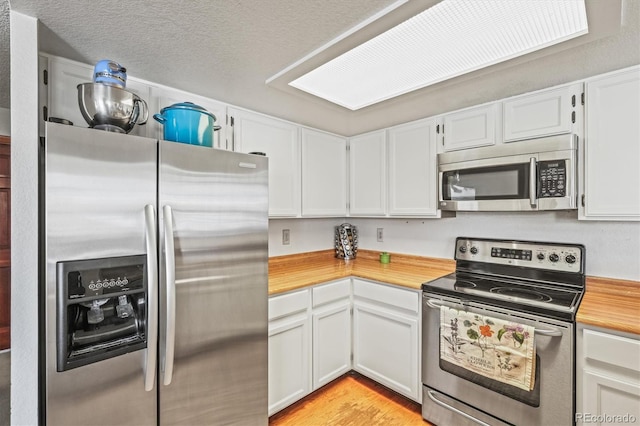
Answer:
xmin=289 ymin=0 xmax=588 ymax=110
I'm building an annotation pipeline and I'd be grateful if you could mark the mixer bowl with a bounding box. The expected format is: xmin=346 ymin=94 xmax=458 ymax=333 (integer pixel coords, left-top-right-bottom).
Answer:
xmin=77 ymin=83 xmax=148 ymax=133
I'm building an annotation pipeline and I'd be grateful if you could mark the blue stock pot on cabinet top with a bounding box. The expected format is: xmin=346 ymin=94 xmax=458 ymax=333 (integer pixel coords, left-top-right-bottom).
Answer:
xmin=153 ymin=102 xmax=221 ymax=147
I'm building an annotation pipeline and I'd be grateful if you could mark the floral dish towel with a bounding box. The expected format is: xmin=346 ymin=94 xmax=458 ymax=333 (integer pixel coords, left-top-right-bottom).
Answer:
xmin=439 ymin=306 xmax=536 ymax=391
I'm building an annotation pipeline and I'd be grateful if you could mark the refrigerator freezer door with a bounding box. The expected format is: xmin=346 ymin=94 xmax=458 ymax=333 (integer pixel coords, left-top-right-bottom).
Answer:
xmin=44 ymin=123 xmax=158 ymax=425
xmin=158 ymin=142 xmax=269 ymax=425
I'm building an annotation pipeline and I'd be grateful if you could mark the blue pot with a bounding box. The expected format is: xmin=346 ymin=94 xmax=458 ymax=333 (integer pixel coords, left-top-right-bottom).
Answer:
xmin=153 ymin=102 xmax=220 ymax=147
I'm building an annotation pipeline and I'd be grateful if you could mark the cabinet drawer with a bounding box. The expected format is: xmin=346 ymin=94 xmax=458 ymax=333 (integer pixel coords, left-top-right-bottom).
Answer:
xmin=583 ymin=329 xmax=640 ymax=372
xmin=353 ymin=279 xmax=419 ymax=313
xmin=312 ymin=279 xmax=351 ymax=307
xmin=269 ymin=289 xmax=309 ymax=320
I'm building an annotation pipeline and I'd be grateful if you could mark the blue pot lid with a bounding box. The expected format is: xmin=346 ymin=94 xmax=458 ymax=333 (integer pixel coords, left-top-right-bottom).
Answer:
xmin=160 ymin=102 xmax=217 ymax=120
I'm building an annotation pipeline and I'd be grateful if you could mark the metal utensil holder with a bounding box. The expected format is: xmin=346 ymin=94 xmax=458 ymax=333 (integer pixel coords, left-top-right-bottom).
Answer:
xmin=335 ymin=223 xmax=358 ymax=260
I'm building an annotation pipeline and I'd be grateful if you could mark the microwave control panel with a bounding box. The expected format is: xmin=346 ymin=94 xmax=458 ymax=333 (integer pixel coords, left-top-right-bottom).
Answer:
xmin=538 ymin=160 xmax=566 ymax=198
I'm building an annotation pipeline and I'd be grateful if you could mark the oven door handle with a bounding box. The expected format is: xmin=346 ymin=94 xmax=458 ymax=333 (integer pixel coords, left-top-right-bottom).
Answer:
xmin=534 ymin=327 xmax=563 ymax=337
xmin=426 ymin=298 xmax=563 ymax=337
xmin=427 ymin=390 xmax=491 ymax=426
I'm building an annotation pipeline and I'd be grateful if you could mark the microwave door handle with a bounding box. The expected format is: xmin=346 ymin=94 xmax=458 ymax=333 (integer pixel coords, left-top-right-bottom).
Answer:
xmin=529 ymin=157 xmax=537 ymax=208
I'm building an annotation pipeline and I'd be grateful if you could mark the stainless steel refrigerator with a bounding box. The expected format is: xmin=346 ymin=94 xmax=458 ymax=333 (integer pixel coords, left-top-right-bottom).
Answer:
xmin=42 ymin=122 xmax=268 ymax=425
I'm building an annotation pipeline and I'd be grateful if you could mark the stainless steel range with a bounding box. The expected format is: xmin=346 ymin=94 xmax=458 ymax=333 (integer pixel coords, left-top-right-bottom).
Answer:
xmin=422 ymin=237 xmax=585 ymax=426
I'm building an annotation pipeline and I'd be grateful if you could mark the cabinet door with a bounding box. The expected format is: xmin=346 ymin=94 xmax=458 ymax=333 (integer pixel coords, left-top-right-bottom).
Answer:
xmin=301 ymin=128 xmax=347 ymax=217
xmin=503 ymin=84 xmax=581 ymax=142
xmin=230 ymin=108 xmax=300 ymax=217
xmin=583 ymin=67 xmax=640 ymax=221
xmin=47 ymin=56 xmax=152 ymax=138
xmin=349 ymin=131 xmax=386 ymax=216
xmin=152 ymin=87 xmax=227 ymax=149
xmin=582 ymin=371 xmax=640 ymax=422
xmin=312 ymin=300 xmax=352 ymax=390
xmin=388 ymin=118 xmax=439 ymax=216
xmin=577 ymin=326 xmax=640 ymax=424
xmin=443 ymin=103 xmax=498 ymax=151
xmin=352 ymin=301 xmax=420 ymax=402
xmin=268 ymin=314 xmax=312 ymax=415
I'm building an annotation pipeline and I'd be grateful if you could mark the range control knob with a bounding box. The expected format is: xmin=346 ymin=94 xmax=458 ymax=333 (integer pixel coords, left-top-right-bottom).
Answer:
xmin=565 ymin=254 xmax=577 ymax=264
xmin=470 ymin=246 xmax=478 ymax=255
xmin=549 ymin=253 xmax=560 ymax=263
xmin=459 ymin=246 xmax=467 ymax=253
xmin=537 ymin=253 xmax=545 ymax=260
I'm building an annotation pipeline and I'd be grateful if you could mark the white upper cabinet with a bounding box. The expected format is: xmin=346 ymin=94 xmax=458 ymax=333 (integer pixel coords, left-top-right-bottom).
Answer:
xmin=442 ymin=103 xmax=499 ymax=151
xmin=349 ymin=130 xmax=387 ymax=216
xmin=582 ymin=66 xmax=640 ymax=221
xmin=388 ymin=118 xmax=440 ymax=217
xmin=152 ymin=87 xmax=227 ymax=149
xmin=301 ymin=128 xmax=347 ymax=217
xmin=229 ymin=107 xmax=301 ymax=217
xmin=46 ymin=56 xmax=153 ymax=138
xmin=503 ymin=83 xmax=582 ymax=142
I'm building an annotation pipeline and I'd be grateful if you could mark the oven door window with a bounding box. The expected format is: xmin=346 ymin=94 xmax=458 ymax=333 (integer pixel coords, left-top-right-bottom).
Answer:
xmin=442 ymin=163 xmax=530 ymax=201
xmin=440 ymin=355 xmax=541 ymax=407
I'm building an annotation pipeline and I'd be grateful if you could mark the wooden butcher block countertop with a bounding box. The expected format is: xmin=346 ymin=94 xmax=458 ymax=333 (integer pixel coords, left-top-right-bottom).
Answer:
xmin=577 ymin=276 xmax=640 ymax=335
xmin=269 ymin=250 xmax=640 ymax=335
xmin=268 ymin=249 xmax=455 ymax=295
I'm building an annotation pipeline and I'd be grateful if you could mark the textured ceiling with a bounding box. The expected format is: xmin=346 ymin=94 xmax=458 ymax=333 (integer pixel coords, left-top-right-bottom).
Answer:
xmin=3 ymin=0 xmax=640 ymax=136
xmin=4 ymin=0 xmax=401 ymax=132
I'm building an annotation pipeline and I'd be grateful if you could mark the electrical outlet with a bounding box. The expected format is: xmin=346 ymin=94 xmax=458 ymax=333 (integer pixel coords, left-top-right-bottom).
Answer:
xmin=376 ymin=228 xmax=383 ymax=242
xmin=282 ymin=229 xmax=290 ymax=245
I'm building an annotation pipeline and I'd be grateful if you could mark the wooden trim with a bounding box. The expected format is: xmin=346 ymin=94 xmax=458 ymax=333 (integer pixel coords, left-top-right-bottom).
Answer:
xmin=0 ymin=135 xmax=8 ymax=350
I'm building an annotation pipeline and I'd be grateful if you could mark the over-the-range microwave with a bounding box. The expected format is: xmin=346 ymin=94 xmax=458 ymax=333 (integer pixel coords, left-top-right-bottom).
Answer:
xmin=438 ymin=134 xmax=578 ymax=212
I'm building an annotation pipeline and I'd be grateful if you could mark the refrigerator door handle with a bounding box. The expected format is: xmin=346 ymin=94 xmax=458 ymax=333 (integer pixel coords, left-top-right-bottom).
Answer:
xmin=161 ymin=204 xmax=176 ymax=386
xmin=143 ymin=204 xmax=158 ymax=392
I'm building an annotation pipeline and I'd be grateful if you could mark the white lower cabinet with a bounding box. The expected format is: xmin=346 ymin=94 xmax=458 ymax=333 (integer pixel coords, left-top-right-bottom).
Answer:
xmin=268 ymin=289 xmax=311 ymax=416
xmin=312 ymin=279 xmax=352 ymax=390
xmin=269 ymin=278 xmax=422 ymax=414
xmin=352 ymin=279 xmax=421 ymax=402
xmin=577 ymin=325 xmax=640 ymax=424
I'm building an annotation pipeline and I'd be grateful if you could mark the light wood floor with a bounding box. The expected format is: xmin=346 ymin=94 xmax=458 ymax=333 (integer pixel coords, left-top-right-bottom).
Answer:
xmin=269 ymin=372 xmax=431 ymax=426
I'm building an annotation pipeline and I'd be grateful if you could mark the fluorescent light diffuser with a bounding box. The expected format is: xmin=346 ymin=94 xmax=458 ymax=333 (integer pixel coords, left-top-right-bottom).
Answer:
xmin=289 ymin=0 xmax=588 ymax=110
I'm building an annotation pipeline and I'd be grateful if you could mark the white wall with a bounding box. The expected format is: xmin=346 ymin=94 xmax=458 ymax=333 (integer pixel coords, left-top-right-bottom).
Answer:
xmin=269 ymin=214 xmax=640 ymax=281
xmin=269 ymin=218 xmax=341 ymax=257
xmin=10 ymin=11 xmax=40 ymax=425
xmin=0 ymin=107 xmax=9 ymax=135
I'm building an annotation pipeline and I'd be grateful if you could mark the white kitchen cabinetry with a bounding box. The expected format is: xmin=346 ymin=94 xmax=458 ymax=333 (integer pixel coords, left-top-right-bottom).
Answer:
xmin=229 ymin=108 xmax=301 ymax=217
xmin=577 ymin=325 xmax=640 ymax=424
xmin=502 ymin=83 xmax=582 ymax=142
xmin=352 ymin=279 xmax=421 ymax=402
xmin=268 ymin=289 xmax=312 ymax=416
xmin=442 ymin=102 xmax=499 ymax=151
xmin=45 ymin=56 xmax=153 ymax=138
xmin=387 ymin=118 xmax=440 ymax=217
xmin=311 ymin=279 xmax=352 ymax=390
xmin=349 ymin=130 xmax=387 ymax=216
xmin=582 ymin=66 xmax=640 ymax=221
xmin=301 ymin=128 xmax=347 ymax=217
xmin=151 ymin=87 xmax=227 ymax=149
